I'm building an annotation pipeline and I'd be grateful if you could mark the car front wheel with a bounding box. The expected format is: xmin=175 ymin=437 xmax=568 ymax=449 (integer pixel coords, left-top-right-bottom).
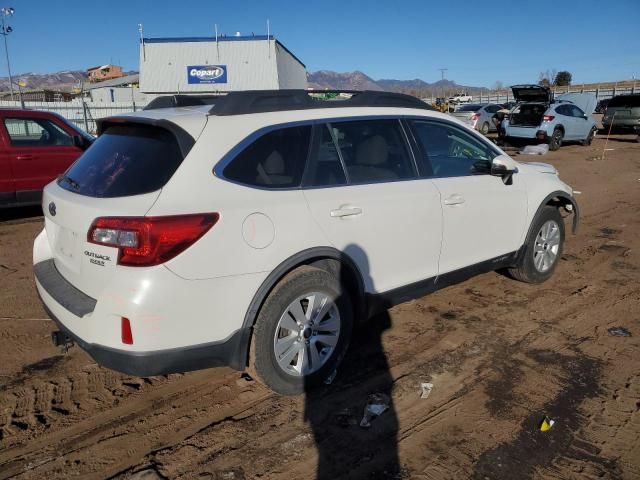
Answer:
xmin=250 ymin=266 xmax=353 ymax=395
xmin=508 ymin=206 xmax=565 ymax=283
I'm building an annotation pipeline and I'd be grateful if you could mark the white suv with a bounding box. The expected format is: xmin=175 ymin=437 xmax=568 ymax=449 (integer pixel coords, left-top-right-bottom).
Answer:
xmin=33 ymin=90 xmax=579 ymax=395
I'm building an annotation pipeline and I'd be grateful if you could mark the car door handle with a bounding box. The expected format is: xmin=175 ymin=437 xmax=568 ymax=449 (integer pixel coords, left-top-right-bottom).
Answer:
xmin=330 ymin=206 xmax=362 ymax=218
xmin=16 ymin=154 xmax=35 ymax=161
xmin=443 ymin=194 xmax=465 ymax=206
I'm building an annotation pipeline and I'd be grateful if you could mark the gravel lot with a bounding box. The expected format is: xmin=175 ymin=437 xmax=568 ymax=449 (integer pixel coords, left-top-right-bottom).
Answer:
xmin=0 ymin=134 xmax=639 ymax=479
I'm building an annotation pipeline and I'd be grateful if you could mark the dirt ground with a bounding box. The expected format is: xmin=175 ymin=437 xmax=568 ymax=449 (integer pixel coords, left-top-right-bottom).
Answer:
xmin=0 ymin=134 xmax=639 ymax=480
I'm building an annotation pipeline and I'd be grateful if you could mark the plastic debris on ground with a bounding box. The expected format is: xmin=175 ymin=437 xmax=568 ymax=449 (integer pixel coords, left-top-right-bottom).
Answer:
xmin=324 ymin=369 xmax=337 ymax=385
xmin=608 ymin=326 xmax=632 ymax=337
xmin=521 ymin=144 xmax=549 ymax=155
xmin=539 ymin=416 xmax=555 ymax=432
xmin=420 ymin=382 xmax=434 ymax=399
xmin=360 ymin=393 xmax=390 ymax=428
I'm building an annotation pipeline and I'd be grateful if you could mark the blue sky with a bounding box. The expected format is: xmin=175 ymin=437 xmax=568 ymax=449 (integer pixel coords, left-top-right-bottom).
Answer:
xmin=5 ymin=0 xmax=640 ymax=87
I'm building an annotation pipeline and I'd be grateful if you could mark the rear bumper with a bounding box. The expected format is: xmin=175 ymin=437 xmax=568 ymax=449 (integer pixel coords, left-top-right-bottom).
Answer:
xmin=41 ymin=299 xmax=245 ymax=375
xmin=34 ymin=258 xmax=250 ymax=375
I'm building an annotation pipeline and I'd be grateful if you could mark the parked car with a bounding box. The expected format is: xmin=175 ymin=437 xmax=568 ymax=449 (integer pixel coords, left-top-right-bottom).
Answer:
xmin=450 ymin=103 xmax=504 ymax=134
xmin=448 ymin=92 xmax=472 ymax=104
xmin=0 ymin=109 xmax=93 ymax=207
xmin=34 ymin=90 xmax=579 ymax=395
xmin=602 ymin=94 xmax=640 ymax=132
xmin=501 ymin=85 xmax=597 ymax=150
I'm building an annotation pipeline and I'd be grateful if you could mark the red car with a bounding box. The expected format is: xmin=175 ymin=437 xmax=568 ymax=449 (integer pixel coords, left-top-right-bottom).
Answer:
xmin=0 ymin=109 xmax=93 ymax=207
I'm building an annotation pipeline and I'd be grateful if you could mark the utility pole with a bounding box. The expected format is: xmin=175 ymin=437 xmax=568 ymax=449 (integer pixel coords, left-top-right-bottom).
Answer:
xmin=438 ymin=68 xmax=448 ymax=80
xmin=0 ymin=7 xmax=15 ymax=102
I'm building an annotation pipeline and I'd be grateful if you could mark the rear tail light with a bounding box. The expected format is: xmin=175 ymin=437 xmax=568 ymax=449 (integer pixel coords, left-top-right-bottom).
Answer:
xmin=471 ymin=113 xmax=481 ymax=121
xmin=88 ymin=213 xmax=219 ymax=266
xmin=543 ymin=115 xmax=555 ymax=122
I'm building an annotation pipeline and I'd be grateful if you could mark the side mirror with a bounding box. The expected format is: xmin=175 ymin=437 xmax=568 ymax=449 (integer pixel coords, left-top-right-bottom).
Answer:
xmin=72 ymin=135 xmax=90 ymax=151
xmin=491 ymin=154 xmax=518 ymax=179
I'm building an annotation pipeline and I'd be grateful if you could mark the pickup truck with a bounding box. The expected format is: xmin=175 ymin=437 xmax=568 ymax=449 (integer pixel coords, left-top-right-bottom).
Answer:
xmin=0 ymin=109 xmax=92 ymax=207
xmin=448 ymin=93 xmax=473 ymax=104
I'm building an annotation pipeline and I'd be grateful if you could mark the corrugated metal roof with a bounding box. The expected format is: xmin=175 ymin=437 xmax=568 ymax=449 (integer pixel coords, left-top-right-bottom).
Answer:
xmin=85 ymin=73 xmax=140 ymax=90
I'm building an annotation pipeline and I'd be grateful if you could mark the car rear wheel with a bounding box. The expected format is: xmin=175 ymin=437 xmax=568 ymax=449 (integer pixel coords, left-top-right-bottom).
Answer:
xmin=508 ymin=206 xmax=565 ymax=284
xmin=250 ymin=266 xmax=353 ymax=395
xmin=481 ymin=122 xmax=490 ymax=135
xmin=548 ymin=128 xmax=563 ymax=151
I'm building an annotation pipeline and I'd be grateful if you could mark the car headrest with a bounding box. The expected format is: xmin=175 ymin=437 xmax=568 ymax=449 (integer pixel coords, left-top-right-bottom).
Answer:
xmin=356 ymin=135 xmax=388 ymax=166
xmin=264 ymin=151 xmax=285 ymax=174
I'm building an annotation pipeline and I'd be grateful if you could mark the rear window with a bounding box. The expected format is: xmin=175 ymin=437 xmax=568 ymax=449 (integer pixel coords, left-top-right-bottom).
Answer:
xmin=457 ymin=104 xmax=482 ymax=112
xmin=607 ymin=95 xmax=640 ymax=108
xmin=58 ymin=124 xmax=183 ymax=198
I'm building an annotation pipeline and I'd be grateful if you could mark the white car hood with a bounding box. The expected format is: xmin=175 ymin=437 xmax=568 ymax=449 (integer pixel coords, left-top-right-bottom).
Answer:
xmin=556 ymin=93 xmax=597 ymax=115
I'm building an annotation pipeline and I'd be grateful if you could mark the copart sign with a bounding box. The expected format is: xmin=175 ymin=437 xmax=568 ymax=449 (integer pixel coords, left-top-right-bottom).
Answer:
xmin=187 ymin=65 xmax=227 ymax=84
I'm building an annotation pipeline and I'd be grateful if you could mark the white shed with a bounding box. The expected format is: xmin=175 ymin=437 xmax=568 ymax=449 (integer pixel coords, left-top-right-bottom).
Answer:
xmin=139 ymin=35 xmax=307 ymax=94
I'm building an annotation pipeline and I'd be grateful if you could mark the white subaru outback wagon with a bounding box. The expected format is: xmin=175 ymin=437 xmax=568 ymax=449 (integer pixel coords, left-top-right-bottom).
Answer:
xmin=34 ymin=90 xmax=579 ymax=395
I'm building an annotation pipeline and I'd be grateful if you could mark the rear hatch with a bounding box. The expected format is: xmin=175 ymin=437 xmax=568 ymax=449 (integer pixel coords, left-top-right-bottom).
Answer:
xmin=451 ymin=104 xmax=483 ymax=124
xmin=508 ymin=103 xmax=548 ymax=128
xmin=42 ymin=117 xmax=202 ymax=299
xmin=511 ymin=84 xmax=552 ymax=104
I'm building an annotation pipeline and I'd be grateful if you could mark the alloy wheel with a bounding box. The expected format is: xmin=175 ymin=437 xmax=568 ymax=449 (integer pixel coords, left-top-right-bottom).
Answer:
xmin=533 ymin=220 xmax=561 ymax=272
xmin=273 ymin=292 xmax=341 ymax=377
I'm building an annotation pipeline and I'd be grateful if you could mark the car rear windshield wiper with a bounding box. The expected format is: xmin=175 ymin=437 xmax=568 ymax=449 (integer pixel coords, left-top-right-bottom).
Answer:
xmin=59 ymin=174 xmax=81 ymax=190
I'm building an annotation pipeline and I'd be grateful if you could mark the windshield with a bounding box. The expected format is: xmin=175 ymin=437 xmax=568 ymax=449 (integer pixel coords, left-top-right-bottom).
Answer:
xmin=58 ymin=124 xmax=184 ymax=198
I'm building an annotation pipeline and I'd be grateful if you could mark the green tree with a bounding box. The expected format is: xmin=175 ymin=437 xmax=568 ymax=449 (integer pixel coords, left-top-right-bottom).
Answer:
xmin=554 ymin=71 xmax=572 ymax=86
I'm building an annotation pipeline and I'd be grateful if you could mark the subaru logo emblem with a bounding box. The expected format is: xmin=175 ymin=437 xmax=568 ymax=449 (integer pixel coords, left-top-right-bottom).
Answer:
xmin=48 ymin=202 xmax=56 ymax=216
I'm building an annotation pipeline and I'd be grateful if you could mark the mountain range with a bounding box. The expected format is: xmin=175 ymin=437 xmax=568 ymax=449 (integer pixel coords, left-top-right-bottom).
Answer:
xmin=307 ymin=70 xmax=489 ymax=97
xmin=0 ymin=69 xmax=487 ymax=97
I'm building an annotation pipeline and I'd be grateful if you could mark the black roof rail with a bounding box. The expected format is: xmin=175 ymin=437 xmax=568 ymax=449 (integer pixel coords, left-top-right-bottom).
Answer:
xmin=143 ymin=90 xmax=434 ymax=114
xmin=208 ymin=89 xmax=435 ymax=116
xmin=143 ymin=94 xmax=223 ymax=110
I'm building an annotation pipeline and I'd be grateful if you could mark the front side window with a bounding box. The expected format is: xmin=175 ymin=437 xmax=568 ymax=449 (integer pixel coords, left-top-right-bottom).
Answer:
xmin=411 ymin=120 xmax=498 ymax=177
xmin=569 ymin=105 xmax=585 ymax=117
xmin=328 ymin=119 xmax=416 ymax=184
xmin=223 ymin=125 xmax=311 ymax=188
xmin=4 ymin=117 xmax=73 ymax=147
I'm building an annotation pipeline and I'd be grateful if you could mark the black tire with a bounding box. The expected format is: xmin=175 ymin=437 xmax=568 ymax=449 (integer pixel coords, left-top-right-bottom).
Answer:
xmin=582 ymin=127 xmax=596 ymax=146
xmin=250 ymin=266 xmax=353 ymax=395
xmin=548 ymin=128 xmax=563 ymax=151
xmin=508 ymin=206 xmax=565 ymax=284
xmin=481 ymin=122 xmax=490 ymax=135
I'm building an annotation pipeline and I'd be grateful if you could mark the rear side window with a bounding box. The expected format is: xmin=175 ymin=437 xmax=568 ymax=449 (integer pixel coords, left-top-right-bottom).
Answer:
xmin=4 ymin=117 xmax=73 ymax=147
xmin=608 ymin=95 xmax=640 ymax=108
xmin=223 ymin=125 xmax=311 ymax=188
xmin=328 ymin=119 xmax=415 ymax=184
xmin=58 ymin=124 xmax=183 ymax=198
